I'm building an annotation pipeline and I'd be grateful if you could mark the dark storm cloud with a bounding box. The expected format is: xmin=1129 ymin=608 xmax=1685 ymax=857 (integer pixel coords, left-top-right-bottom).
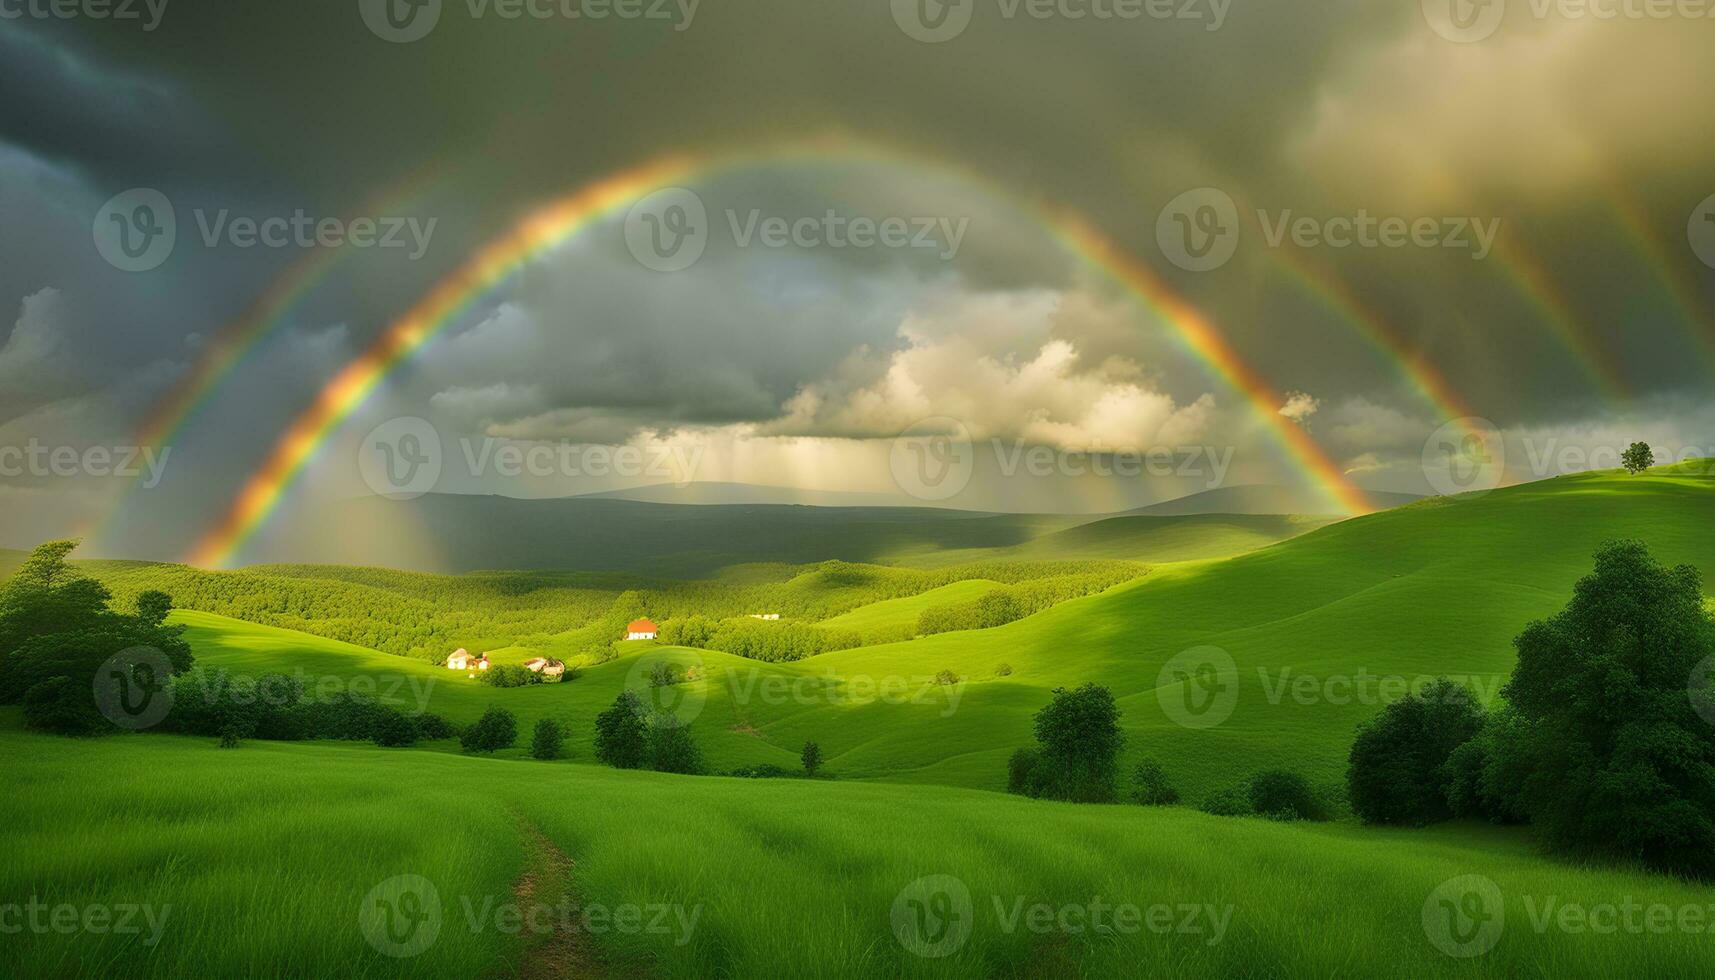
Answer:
xmin=1 ymin=0 xmax=1713 ymax=556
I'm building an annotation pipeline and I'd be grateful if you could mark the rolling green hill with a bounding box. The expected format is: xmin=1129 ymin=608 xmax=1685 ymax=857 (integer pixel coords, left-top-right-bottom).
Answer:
xmin=163 ymin=463 xmax=1715 ymax=805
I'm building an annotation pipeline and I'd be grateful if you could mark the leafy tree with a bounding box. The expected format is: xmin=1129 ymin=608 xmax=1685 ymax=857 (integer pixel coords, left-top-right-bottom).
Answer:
xmin=1030 ymin=683 xmax=1125 ymax=803
xmin=1006 ymin=747 xmax=1044 ymax=796
xmin=647 ymin=660 xmax=680 ymax=687
xmin=1443 ymin=707 xmax=1532 ymax=824
xmin=531 ymin=718 xmax=566 ymax=760
xmin=0 ymin=540 xmax=116 ymax=661
xmin=459 ymin=707 xmax=517 ymax=753
xmin=135 ymin=591 xmax=174 ymax=627
xmin=1346 ymin=679 xmax=1487 ymax=825
xmin=1621 ymin=442 xmax=1655 ymax=475
xmin=645 ymin=715 xmax=706 ymax=774
xmin=1130 ymin=759 xmax=1180 ymax=805
xmin=1501 ymin=540 xmax=1715 ymax=877
xmin=593 ymin=691 xmax=649 ymax=769
xmin=1248 ymin=770 xmax=1327 ymax=821
xmin=801 ymin=740 xmax=823 ymax=777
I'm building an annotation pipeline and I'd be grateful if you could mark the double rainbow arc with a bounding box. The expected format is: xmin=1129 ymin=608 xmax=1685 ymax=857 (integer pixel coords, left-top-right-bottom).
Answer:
xmin=185 ymin=140 xmax=1428 ymax=566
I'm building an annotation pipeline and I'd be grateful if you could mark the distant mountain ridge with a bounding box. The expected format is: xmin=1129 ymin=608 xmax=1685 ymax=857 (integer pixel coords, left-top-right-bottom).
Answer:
xmin=1126 ymin=485 xmax=1423 ymax=517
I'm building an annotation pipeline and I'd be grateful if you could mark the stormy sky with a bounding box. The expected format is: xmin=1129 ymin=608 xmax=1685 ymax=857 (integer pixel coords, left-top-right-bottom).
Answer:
xmin=2 ymin=1 xmax=1713 ymax=561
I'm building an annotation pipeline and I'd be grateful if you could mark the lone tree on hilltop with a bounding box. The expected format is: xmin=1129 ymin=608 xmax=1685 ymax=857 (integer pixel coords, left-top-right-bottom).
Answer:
xmin=1621 ymin=442 xmax=1655 ymax=474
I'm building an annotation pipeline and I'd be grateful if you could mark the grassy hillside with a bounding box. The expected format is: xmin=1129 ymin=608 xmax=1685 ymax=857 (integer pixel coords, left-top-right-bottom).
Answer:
xmin=162 ymin=464 xmax=1715 ymax=805
xmin=4 ymin=727 xmax=1710 ymax=979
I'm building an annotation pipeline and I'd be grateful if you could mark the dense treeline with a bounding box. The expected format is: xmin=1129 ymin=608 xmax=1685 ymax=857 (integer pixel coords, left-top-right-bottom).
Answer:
xmin=0 ymin=542 xmax=195 ymax=735
xmin=83 ymin=557 xmax=1146 ymax=665
xmin=1346 ymin=541 xmax=1715 ymax=879
xmin=917 ymin=566 xmax=1143 ymax=636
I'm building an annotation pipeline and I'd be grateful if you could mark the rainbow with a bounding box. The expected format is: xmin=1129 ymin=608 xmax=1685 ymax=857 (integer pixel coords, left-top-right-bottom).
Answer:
xmin=189 ymin=140 xmax=1384 ymax=565
xmin=1262 ymin=233 xmax=1482 ymax=428
xmin=1490 ymin=232 xmax=1631 ymax=401
xmin=1602 ymin=186 xmax=1715 ymax=376
xmin=79 ymin=166 xmax=445 ymax=550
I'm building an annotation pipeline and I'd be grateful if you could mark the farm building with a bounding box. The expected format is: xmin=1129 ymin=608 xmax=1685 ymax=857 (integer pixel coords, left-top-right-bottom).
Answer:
xmin=447 ymin=649 xmax=489 ymax=671
xmin=626 ymin=618 xmax=659 ymax=640
xmin=524 ymin=657 xmax=567 ymax=678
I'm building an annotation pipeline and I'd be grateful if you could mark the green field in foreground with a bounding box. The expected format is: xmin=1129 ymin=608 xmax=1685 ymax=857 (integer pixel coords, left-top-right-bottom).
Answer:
xmin=171 ymin=463 xmax=1715 ymax=803
xmin=3 ymin=726 xmax=1710 ymax=979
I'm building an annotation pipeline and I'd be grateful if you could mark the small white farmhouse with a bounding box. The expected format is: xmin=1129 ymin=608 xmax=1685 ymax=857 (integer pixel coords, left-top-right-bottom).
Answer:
xmin=626 ymin=618 xmax=659 ymax=641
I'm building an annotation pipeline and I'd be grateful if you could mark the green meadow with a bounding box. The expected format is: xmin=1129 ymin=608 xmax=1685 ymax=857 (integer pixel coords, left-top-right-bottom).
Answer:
xmin=4 ymin=727 xmax=1713 ymax=979
xmin=3 ymin=462 xmax=1714 ymax=977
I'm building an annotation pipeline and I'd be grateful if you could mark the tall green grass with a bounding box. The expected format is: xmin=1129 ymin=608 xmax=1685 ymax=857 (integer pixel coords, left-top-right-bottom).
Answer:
xmin=2 ymin=728 xmax=1711 ymax=978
